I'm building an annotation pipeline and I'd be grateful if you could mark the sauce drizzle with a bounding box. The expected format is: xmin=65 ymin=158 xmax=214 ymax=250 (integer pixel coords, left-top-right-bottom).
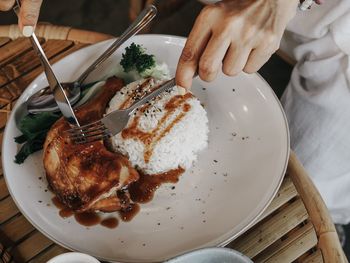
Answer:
xmin=119 ymin=203 xmax=140 ymax=222
xmin=129 ymin=167 xmax=185 ymax=203
xmin=100 ymin=217 xmax=119 ymax=229
xmin=52 ymin=197 xmax=74 ymax=218
xmin=122 ymin=93 xmax=193 ymax=163
xmin=119 ymin=78 xmax=154 ymax=109
xmin=74 ymin=212 xmax=101 ymax=227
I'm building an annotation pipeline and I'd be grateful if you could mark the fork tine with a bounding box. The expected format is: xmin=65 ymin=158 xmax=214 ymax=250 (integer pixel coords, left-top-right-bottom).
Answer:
xmin=69 ymin=126 xmax=110 ymax=141
xmin=73 ymin=131 xmax=111 ymax=144
xmin=68 ymin=124 xmax=108 ymax=138
xmin=65 ymin=122 xmax=105 ymax=139
xmin=67 ymin=119 xmax=104 ymax=133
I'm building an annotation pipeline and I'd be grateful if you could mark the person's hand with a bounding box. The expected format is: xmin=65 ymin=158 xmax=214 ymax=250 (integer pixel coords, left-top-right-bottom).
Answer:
xmin=176 ymin=0 xmax=299 ymax=88
xmin=0 ymin=0 xmax=43 ymax=37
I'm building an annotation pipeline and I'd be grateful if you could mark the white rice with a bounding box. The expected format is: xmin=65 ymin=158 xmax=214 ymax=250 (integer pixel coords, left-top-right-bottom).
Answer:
xmin=106 ymin=79 xmax=209 ymax=175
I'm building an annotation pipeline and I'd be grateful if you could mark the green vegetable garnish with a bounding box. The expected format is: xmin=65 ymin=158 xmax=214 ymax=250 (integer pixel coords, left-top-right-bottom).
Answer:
xmin=13 ymin=81 xmax=101 ymax=164
xmin=15 ymin=132 xmax=48 ymax=164
xmin=14 ymin=112 xmax=60 ymax=164
xmin=120 ymin=43 xmax=155 ymax=74
xmin=17 ymin=112 xmax=59 ymax=140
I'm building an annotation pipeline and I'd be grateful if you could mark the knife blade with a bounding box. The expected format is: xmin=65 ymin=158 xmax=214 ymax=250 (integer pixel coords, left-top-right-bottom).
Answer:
xmin=29 ymin=32 xmax=81 ymax=126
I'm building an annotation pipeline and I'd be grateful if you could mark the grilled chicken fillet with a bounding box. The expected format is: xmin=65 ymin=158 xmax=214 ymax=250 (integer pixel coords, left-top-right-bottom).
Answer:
xmin=43 ymin=77 xmax=139 ymax=212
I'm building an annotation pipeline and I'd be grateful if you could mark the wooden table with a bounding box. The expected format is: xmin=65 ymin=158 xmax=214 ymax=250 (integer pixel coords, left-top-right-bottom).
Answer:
xmin=0 ymin=24 xmax=347 ymax=263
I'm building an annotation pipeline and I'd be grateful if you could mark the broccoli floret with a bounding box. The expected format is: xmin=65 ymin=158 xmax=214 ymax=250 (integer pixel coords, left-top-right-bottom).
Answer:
xmin=120 ymin=43 xmax=155 ymax=74
xmin=135 ymin=53 xmax=156 ymax=73
xmin=115 ymin=43 xmax=170 ymax=82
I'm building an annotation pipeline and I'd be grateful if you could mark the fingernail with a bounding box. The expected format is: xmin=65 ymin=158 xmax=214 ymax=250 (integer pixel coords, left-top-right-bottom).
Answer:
xmin=22 ymin=26 xmax=34 ymax=37
xmin=177 ymin=86 xmax=186 ymax=95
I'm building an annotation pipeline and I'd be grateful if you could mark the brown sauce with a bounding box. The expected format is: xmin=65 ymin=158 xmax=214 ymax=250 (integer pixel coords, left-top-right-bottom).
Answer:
xmin=117 ymin=190 xmax=131 ymax=207
xmin=59 ymin=208 xmax=74 ymax=218
xmin=119 ymin=203 xmax=140 ymax=222
xmin=144 ymin=110 xmax=187 ymax=163
xmin=52 ymin=197 xmax=74 ymax=218
xmin=100 ymin=217 xmax=119 ymax=229
xmin=164 ymin=94 xmax=192 ymax=111
xmin=122 ymin=93 xmax=193 ymax=163
xmin=52 ymin=196 xmax=66 ymax=209
xmin=74 ymin=212 xmax=101 ymax=227
xmin=52 ymin=196 xmax=103 ymax=227
xmin=120 ymin=78 xmax=153 ymax=109
xmin=129 ymin=167 xmax=185 ymax=203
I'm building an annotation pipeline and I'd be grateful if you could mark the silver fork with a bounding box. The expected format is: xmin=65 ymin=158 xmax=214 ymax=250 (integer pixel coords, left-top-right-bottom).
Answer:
xmin=67 ymin=77 xmax=177 ymax=144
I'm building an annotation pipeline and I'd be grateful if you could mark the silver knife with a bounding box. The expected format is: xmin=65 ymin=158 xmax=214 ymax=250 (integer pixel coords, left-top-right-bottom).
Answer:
xmin=13 ymin=4 xmax=80 ymax=127
xmin=29 ymin=33 xmax=81 ymax=126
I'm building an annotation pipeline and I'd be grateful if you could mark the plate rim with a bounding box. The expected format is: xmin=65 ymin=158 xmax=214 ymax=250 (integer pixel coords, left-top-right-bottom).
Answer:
xmin=2 ymin=34 xmax=290 ymax=263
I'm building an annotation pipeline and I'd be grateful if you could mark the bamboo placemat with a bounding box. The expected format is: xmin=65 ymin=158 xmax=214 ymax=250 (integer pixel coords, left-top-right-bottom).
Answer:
xmin=0 ymin=28 xmax=346 ymax=263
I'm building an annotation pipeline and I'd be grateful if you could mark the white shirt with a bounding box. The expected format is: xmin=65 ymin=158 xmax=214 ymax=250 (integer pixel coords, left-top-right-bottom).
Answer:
xmin=281 ymin=0 xmax=350 ymax=224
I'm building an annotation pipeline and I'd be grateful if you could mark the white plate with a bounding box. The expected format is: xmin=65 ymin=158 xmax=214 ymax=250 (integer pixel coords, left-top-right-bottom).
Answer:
xmin=3 ymin=35 xmax=289 ymax=263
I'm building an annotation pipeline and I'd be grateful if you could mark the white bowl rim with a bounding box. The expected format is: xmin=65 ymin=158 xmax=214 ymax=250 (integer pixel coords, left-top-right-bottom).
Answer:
xmin=165 ymin=247 xmax=253 ymax=262
xmin=46 ymin=252 xmax=100 ymax=263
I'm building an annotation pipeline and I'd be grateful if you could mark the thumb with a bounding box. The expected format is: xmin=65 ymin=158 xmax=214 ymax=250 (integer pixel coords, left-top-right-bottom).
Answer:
xmin=18 ymin=0 xmax=43 ymax=37
xmin=0 ymin=0 xmax=15 ymax=11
